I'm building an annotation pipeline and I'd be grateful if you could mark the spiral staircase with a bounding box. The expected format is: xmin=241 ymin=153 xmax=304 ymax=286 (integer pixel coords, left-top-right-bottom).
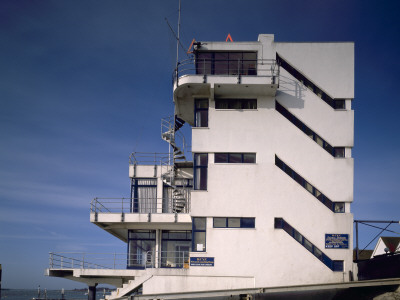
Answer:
xmin=161 ymin=115 xmax=188 ymax=213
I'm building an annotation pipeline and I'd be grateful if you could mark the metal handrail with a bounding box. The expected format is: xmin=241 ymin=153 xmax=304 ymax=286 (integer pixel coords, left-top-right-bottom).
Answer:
xmin=49 ymin=251 xmax=190 ymax=270
xmin=173 ymin=58 xmax=279 ymax=84
xmin=128 ymin=152 xmax=170 ymax=165
xmin=90 ymin=196 xmax=191 ymax=214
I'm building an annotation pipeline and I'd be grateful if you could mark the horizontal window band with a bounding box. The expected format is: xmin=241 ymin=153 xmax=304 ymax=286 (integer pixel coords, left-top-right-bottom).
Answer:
xmin=213 ymin=217 xmax=255 ymax=228
xmin=215 ymin=153 xmax=256 ymax=164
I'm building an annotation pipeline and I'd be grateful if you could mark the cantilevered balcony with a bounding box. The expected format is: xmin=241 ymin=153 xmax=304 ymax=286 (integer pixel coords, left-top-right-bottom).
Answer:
xmin=90 ymin=197 xmax=192 ymax=241
xmin=173 ymin=56 xmax=279 ymax=125
xmin=48 ymin=251 xmax=189 ymax=271
xmin=46 ymin=251 xmax=190 ymax=287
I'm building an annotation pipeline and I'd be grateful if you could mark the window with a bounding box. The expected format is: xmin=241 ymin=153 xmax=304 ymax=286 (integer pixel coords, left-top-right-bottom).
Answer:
xmin=213 ymin=217 xmax=255 ymax=228
xmin=192 ymin=217 xmax=206 ymax=252
xmin=332 ymin=260 xmax=344 ymax=272
xmin=194 ymin=153 xmax=208 ymax=190
xmin=334 ymin=202 xmax=345 ymax=213
xmin=334 ymin=147 xmax=345 ymax=158
xmin=161 ymin=231 xmax=191 ymax=268
xmin=334 ymin=100 xmax=346 ymax=109
xmin=214 ymin=153 xmax=256 ymax=164
xmin=127 ymin=230 xmax=156 ymax=269
xmin=194 ymin=99 xmax=208 ymax=127
xmin=131 ymin=178 xmax=157 ymax=213
xmin=215 ymin=99 xmax=257 ymax=109
xmin=196 ymin=51 xmax=257 ymax=75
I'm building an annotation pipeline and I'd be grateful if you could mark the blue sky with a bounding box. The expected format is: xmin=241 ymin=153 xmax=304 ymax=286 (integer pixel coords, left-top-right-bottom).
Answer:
xmin=1 ymin=0 xmax=400 ymax=289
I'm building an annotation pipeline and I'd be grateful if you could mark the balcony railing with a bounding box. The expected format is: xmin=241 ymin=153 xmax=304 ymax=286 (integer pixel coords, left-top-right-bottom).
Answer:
xmin=173 ymin=58 xmax=279 ymax=85
xmin=128 ymin=152 xmax=170 ymax=166
xmin=91 ymin=197 xmax=191 ymax=215
xmin=49 ymin=251 xmax=190 ymax=270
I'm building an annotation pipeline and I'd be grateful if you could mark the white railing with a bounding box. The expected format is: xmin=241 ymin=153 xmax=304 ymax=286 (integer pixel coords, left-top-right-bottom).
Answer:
xmin=128 ymin=152 xmax=170 ymax=166
xmin=49 ymin=251 xmax=190 ymax=270
xmin=90 ymin=197 xmax=191 ymax=214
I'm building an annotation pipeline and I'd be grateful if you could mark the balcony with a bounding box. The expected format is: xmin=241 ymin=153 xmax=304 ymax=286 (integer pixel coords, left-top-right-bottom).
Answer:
xmin=91 ymin=197 xmax=191 ymax=215
xmin=48 ymin=251 xmax=189 ymax=270
xmin=174 ymin=57 xmax=279 ymax=86
xmin=90 ymin=198 xmax=192 ymax=241
xmin=46 ymin=251 xmax=189 ymax=286
xmin=173 ymin=57 xmax=279 ymax=124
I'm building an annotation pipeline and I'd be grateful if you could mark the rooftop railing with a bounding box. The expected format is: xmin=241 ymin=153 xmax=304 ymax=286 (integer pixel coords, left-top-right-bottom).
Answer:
xmin=48 ymin=251 xmax=190 ymax=270
xmin=128 ymin=152 xmax=170 ymax=166
xmin=173 ymin=58 xmax=279 ymax=85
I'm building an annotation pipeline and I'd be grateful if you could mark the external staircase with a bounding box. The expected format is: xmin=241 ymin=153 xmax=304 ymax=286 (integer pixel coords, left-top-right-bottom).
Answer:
xmin=106 ymin=275 xmax=153 ymax=300
xmin=161 ymin=115 xmax=188 ymax=213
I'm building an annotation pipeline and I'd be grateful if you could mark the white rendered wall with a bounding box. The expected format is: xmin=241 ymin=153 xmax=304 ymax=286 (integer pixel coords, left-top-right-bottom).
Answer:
xmin=128 ymin=35 xmax=356 ymax=295
xmin=187 ymin=37 xmax=354 ymax=289
xmin=275 ymin=42 xmax=354 ymax=99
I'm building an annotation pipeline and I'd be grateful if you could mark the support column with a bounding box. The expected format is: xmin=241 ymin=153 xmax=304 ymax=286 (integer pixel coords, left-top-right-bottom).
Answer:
xmin=355 ymin=221 xmax=359 ymax=261
xmin=88 ymin=284 xmax=97 ymax=300
xmin=155 ymin=229 xmax=160 ymax=268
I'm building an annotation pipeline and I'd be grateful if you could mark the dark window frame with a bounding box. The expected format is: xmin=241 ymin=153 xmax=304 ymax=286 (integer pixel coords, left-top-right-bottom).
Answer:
xmin=214 ymin=153 xmax=256 ymax=164
xmin=194 ymin=99 xmax=209 ymax=128
xmin=192 ymin=217 xmax=207 ymax=252
xmin=213 ymin=217 xmax=255 ymax=228
xmin=161 ymin=230 xmax=192 ymax=268
xmin=193 ymin=153 xmax=208 ymax=190
xmin=131 ymin=178 xmax=157 ymax=213
xmin=127 ymin=230 xmax=156 ymax=270
xmin=196 ymin=51 xmax=258 ymax=76
xmin=215 ymin=99 xmax=257 ymax=110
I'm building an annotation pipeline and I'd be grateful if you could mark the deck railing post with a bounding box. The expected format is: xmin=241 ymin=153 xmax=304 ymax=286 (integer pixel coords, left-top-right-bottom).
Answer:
xmin=113 ymin=253 xmax=116 ymax=269
xmin=61 ymin=256 xmax=63 ymax=269
xmin=49 ymin=252 xmax=53 ymax=268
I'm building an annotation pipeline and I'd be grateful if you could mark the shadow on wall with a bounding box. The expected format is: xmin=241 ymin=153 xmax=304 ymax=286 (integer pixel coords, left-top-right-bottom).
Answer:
xmin=278 ymin=74 xmax=306 ymax=100
xmin=276 ymin=75 xmax=305 ymax=109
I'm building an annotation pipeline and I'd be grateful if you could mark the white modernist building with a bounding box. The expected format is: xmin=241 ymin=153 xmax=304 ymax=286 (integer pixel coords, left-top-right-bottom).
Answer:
xmin=48 ymin=34 xmax=355 ymax=299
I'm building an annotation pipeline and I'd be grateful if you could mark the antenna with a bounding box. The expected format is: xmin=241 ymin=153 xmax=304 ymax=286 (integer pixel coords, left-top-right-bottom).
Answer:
xmin=165 ymin=0 xmax=187 ymax=59
xmin=176 ymin=0 xmax=181 ymax=68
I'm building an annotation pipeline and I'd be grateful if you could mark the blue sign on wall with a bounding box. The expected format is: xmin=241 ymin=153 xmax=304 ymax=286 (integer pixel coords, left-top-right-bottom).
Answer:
xmin=190 ymin=257 xmax=214 ymax=266
xmin=325 ymin=234 xmax=349 ymax=249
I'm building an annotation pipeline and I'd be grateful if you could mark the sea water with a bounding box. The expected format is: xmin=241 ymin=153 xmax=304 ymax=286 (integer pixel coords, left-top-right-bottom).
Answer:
xmin=0 ymin=289 xmax=109 ymax=300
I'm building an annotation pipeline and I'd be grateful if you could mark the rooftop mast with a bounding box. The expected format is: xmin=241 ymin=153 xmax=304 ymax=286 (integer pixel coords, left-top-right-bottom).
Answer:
xmin=176 ymin=0 xmax=181 ymax=69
